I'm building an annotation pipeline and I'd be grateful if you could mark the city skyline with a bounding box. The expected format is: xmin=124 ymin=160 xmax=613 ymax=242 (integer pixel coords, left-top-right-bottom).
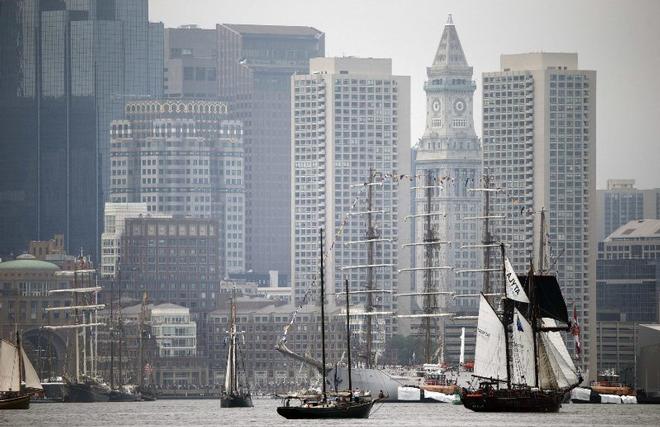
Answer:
xmin=150 ymin=0 xmax=660 ymax=189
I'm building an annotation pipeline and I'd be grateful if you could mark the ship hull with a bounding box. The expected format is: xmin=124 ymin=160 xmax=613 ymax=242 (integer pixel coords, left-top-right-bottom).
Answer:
xmin=0 ymin=393 xmax=31 ymax=410
xmin=41 ymin=381 xmax=69 ymax=402
xmin=277 ymin=400 xmax=373 ymax=419
xmin=462 ymin=389 xmax=563 ymax=412
xmin=331 ymin=367 xmax=469 ymax=402
xmin=109 ymin=390 xmax=141 ymax=402
xmin=220 ymin=393 xmax=253 ymax=408
xmin=66 ymin=382 xmax=110 ymax=402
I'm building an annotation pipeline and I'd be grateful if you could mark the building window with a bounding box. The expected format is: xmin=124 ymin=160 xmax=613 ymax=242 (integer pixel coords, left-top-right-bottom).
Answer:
xmin=432 ymin=118 xmax=442 ymax=128
xmin=452 ymin=119 xmax=467 ymax=128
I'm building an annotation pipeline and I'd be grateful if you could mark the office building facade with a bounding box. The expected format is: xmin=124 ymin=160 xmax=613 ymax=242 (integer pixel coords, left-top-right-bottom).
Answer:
xmin=597 ymin=179 xmax=660 ymax=241
xmin=109 ymin=99 xmax=245 ymax=275
xmin=596 ymin=219 xmax=660 ymax=385
xmin=217 ymin=24 xmax=325 ymax=279
xmin=0 ymin=0 xmax=163 ymax=261
xmin=482 ymin=53 xmax=597 ymax=377
xmin=291 ymin=57 xmax=411 ymax=347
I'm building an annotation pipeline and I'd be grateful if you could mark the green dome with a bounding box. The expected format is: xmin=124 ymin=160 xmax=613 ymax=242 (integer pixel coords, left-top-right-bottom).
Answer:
xmin=0 ymin=254 xmax=60 ymax=272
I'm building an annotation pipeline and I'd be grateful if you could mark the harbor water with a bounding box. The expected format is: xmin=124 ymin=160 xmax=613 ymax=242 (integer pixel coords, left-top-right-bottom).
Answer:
xmin=2 ymin=398 xmax=660 ymax=426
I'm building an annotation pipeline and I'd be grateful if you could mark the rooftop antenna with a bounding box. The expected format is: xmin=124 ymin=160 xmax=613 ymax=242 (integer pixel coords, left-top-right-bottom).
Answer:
xmin=447 ymin=14 xmax=454 ymax=25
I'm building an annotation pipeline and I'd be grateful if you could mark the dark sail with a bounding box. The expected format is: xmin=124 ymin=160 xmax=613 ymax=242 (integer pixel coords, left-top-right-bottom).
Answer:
xmin=519 ymin=275 xmax=568 ymax=325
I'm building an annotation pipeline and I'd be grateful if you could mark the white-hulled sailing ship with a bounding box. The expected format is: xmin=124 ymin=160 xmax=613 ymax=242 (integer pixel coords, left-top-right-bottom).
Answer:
xmin=44 ymin=256 xmax=110 ymax=402
xmin=462 ymin=210 xmax=581 ymax=412
xmin=220 ymin=288 xmax=253 ymax=408
xmin=0 ymin=332 xmax=43 ymax=409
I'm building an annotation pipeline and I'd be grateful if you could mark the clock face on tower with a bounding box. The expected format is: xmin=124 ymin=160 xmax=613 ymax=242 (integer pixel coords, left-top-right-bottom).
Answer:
xmin=432 ymin=99 xmax=441 ymax=112
xmin=453 ymin=98 xmax=466 ymax=114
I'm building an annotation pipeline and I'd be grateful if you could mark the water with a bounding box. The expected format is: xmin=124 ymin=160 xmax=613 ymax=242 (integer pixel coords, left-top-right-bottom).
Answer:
xmin=3 ymin=398 xmax=660 ymax=426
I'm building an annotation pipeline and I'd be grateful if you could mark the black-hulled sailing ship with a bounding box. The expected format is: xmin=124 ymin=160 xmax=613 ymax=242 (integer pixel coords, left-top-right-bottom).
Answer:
xmin=0 ymin=332 xmax=43 ymax=409
xmin=277 ymin=229 xmax=375 ymax=419
xmin=44 ymin=257 xmax=110 ymax=402
xmin=220 ymin=288 xmax=253 ymax=408
xmin=462 ymin=214 xmax=581 ymax=412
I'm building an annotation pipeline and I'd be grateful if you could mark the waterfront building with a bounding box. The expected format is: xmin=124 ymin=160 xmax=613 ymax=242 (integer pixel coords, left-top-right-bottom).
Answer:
xmin=638 ymin=324 xmax=660 ymax=394
xmin=596 ymin=219 xmax=660 ymax=385
xmin=109 ymin=99 xmax=245 ymax=275
xmin=0 ymin=254 xmax=79 ymax=378
xmin=216 ymin=24 xmax=325 ymax=278
xmin=482 ymin=53 xmax=597 ymax=377
xmin=596 ymin=179 xmax=660 ymax=241
xmin=291 ymin=57 xmax=411 ymax=349
xmin=0 ymin=0 xmax=163 ymax=261
xmin=208 ymin=302 xmax=345 ymax=389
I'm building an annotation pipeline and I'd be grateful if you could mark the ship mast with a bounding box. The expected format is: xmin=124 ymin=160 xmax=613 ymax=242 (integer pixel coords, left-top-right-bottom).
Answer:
xmin=365 ymin=169 xmax=376 ymax=368
xmin=344 ymin=278 xmax=353 ymax=391
xmin=398 ymin=170 xmax=453 ymax=364
xmin=138 ymin=291 xmax=147 ymax=388
xmin=319 ymin=228 xmax=327 ymax=403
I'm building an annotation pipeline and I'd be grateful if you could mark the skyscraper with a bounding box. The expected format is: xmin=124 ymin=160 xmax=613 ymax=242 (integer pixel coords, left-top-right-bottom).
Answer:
xmin=217 ymin=24 xmax=325 ymax=280
xmin=596 ymin=179 xmax=660 ymax=240
xmin=109 ymin=99 xmax=245 ymax=276
xmin=482 ymin=53 xmax=597 ymax=378
xmin=412 ymin=16 xmax=482 ymax=362
xmin=0 ymin=0 xmax=163 ymax=261
xmin=291 ymin=57 xmax=411 ymax=349
xmin=164 ymin=25 xmax=218 ymax=99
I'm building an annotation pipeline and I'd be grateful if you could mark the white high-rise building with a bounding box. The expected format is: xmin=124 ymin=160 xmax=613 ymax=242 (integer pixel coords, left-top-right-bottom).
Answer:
xmin=482 ymin=53 xmax=597 ymax=378
xmin=291 ymin=57 xmax=411 ymax=347
xmin=101 ymin=202 xmax=149 ymax=278
xmin=412 ymin=16 xmax=482 ymax=362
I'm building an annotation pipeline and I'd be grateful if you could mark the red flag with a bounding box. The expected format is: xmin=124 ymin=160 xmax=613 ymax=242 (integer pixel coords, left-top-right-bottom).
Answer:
xmin=571 ymin=305 xmax=581 ymax=358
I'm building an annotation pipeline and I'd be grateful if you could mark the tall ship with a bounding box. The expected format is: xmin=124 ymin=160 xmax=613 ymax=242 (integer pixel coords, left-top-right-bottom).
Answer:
xmin=0 ymin=333 xmax=43 ymax=409
xmin=220 ymin=288 xmax=253 ymax=408
xmin=44 ymin=256 xmax=110 ymax=402
xmin=462 ymin=211 xmax=581 ymax=412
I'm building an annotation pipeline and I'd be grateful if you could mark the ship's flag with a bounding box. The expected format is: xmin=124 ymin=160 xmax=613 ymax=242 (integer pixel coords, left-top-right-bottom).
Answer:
xmin=571 ymin=304 xmax=581 ymax=359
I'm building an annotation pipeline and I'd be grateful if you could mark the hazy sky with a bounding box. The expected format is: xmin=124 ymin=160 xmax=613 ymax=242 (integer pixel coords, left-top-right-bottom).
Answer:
xmin=150 ymin=0 xmax=660 ymax=189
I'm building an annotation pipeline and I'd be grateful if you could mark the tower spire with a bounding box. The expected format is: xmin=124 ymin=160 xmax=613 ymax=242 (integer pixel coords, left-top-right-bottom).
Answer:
xmin=432 ymin=15 xmax=468 ymax=68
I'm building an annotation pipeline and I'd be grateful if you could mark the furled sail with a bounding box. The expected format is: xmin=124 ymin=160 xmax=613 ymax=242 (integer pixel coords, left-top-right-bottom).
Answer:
xmin=21 ymin=347 xmax=43 ymax=390
xmin=510 ymin=308 xmax=535 ymax=386
xmin=474 ymin=294 xmax=507 ymax=381
xmin=539 ymin=318 xmax=580 ymax=389
xmin=505 ymin=257 xmax=529 ymax=303
xmin=0 ymin=340 xmax=20 ymax=392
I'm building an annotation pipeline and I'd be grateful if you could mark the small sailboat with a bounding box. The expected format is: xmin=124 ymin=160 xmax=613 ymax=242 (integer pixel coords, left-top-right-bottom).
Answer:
xmin=220 ymin=288 xmax=253 ymax=408
xmin=462 ymin=236 xmax=581 ymax=412
xmin=277 ymin=229 xmax=376 ymax=419
xmin=0 ymin=332 xmax=43 ymax=410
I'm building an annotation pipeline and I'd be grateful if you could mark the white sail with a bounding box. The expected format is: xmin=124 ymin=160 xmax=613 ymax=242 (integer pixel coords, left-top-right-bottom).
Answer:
xmin=540 ymin=318 xmax=580 ymax=389
xmin=21 ymin=347 xmax=43 ymax=390
xmin=510 ymin=308 xmax=536 ymax=386
xmin=0 ymin=340 xmax=20 ymax=392
xmin=224 ymin=336 xmax=233 ymax=392
xmin=537 ymin=338 xmax=558 ymax=389
xmin=504 ymin=257 xmax=529 ymax=303
xmin=474 ymin=294 xmax=507 ymax=381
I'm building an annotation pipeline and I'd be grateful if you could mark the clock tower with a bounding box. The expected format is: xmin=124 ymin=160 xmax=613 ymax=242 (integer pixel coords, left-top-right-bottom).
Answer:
xmin=422 ymin=14 xmax=476 ymax=141
xmin=412 ymin=15 xmax=482 ymax=364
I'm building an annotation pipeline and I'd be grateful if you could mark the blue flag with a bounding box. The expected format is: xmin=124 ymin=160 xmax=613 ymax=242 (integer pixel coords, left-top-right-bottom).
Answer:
xmin=516 ymin=316 xmax=524 ymax=332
